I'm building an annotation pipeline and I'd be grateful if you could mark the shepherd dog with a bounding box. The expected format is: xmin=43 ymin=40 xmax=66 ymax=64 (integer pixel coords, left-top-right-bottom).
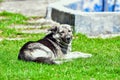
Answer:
xmin=18 ymin=24 xmax=92 ymax=64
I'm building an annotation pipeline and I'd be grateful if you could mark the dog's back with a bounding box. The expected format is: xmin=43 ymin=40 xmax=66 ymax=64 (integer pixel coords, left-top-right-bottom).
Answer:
xmin=18 ymin=33 xmax=59 ymax=64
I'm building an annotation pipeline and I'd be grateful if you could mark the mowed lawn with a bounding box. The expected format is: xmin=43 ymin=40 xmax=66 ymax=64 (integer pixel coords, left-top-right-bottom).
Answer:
xmin=0 ymin=12 xmax=120 ymax=80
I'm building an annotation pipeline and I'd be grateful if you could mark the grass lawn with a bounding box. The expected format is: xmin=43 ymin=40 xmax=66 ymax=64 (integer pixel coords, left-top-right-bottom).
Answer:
xmin=0 ymin=11 xmax=120 ymax=80
xmin=0 ymin=0 xmax=3 ymax=2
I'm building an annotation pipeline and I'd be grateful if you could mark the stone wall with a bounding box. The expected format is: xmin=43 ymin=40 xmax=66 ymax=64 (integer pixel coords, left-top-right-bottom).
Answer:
xmin=51 ymin=8 xmax=75 ymax=26
xmin=46 ymin=0 xmax=120 ymax=36
xmin=75 ymin=13 xmax=120 ymax=35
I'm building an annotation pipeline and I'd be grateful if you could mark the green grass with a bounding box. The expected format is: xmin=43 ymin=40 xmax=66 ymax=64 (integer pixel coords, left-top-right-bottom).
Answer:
xmin=0 ymin=0 xmax=3 ymax=2
xmin=0 ymin=11 xmax=28 ymax=37
xmin=0 ymin=11 xmax=120 ymax=80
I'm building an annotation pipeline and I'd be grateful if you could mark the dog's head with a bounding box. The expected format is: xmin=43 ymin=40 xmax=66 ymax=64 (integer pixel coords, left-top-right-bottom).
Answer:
xmin=48 ymin=24 xmax=73 ymax=44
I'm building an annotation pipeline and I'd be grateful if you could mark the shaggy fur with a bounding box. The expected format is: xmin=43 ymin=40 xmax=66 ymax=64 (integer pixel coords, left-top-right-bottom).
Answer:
xmin=18 ymin=24 xmax=92 ymax=64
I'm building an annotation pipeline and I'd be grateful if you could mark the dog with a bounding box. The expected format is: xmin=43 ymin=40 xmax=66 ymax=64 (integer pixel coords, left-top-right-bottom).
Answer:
xmin=18 ymin=24 xmax=92 ymax=64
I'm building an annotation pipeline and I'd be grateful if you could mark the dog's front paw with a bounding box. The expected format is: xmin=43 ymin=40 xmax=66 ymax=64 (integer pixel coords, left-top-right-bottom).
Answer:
xmin=71 ymin=52 xmax=92 ymax=58
xmin=54 ymin=61 xmax=63 ymax=65
xmin=79 ymin=53 xmax=92 ymax=58
xmin=77 ymin=52 xmax=92 ymax=58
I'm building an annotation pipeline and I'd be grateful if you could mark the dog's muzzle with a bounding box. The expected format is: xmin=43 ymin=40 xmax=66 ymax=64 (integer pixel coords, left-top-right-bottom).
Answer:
xmin=65 ymin=35 xmax=72 ymax=43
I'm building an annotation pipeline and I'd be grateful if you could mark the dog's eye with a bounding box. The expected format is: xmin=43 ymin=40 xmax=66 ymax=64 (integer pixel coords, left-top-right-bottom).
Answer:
xmin=60 ymin=31 xmax=64 ymax=33
xmin=68 ymin=30 xmax=71 ymax=32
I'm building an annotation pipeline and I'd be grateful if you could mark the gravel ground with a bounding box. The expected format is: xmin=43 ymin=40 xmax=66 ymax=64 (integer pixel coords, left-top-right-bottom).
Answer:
xmin=0 ymin=0 xmax=60 ymax=41
xmin=0 ymin=0 xmax=58 ymax=17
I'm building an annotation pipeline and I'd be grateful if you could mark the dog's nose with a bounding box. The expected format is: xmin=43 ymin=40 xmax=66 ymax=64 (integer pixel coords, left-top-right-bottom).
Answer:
xmin=66 ymin=36 xmax=71 ymax=41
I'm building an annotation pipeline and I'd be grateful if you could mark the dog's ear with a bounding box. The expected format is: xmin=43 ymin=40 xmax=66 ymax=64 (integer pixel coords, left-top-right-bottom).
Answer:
xmin=48 ymin=26 xmax=58 ymax=33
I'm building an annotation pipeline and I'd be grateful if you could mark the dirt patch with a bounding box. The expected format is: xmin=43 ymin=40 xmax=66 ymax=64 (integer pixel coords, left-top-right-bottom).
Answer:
xmin=0 ymin=16 xmax=6 ymax=20
xmin=0 ymin=0 xmax=58 ymax=17
xmin=21 ymin=29 xmax=47 ymax=34
xmin=88 ymin=33 xmax=120 ymax=39
xmin=5 ymin=37 xmax=24 ymax=40
xmin=27 ymin=18 xmax=59 ymax=26
xmin=10 ymin=25 xmax=41 ymax=29
xmin=10 ymin=18 xmax=59 ymax=34
xmin=0 ymin=38 xmax=3 ymax=41
xmin=0 ymin=30 xmax=3 ymax=33
xmin=0 ymin=37 xmax=24 ymax=41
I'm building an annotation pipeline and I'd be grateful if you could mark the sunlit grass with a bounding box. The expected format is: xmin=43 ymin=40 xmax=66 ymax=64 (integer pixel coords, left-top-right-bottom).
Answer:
xmin=0 ymin=11 xmax=28 ymax=37
xmin=0 ymin=34 xmax=120 ymax=80
xmin=0 ymin=11 xmax=120 ymax=80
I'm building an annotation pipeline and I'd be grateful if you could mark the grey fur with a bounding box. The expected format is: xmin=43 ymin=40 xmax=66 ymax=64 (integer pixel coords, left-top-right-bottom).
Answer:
xmin=18 ymin=24 xmax=92 ymax=64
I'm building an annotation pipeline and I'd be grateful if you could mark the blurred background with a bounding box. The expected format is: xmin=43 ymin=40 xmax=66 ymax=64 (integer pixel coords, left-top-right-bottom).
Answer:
xmin=0 ymin=0 xmax=58 ymax=17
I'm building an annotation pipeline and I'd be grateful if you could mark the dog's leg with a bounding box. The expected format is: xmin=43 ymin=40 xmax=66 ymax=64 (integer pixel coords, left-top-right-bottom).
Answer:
xmin=33 ymin=57 xmax=56 ymax=64
xmin=33 ymin=57 xmax=70 ymax=65
xmin=54 ymin=59 xmax=72 ymax=64
xmin=54 ymin=61 xmax=64 ymax=64
xmin=54 ymin=52 xmax=92 ymax=64
xmin=64 ymin=52 xmax=92 ymax=59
